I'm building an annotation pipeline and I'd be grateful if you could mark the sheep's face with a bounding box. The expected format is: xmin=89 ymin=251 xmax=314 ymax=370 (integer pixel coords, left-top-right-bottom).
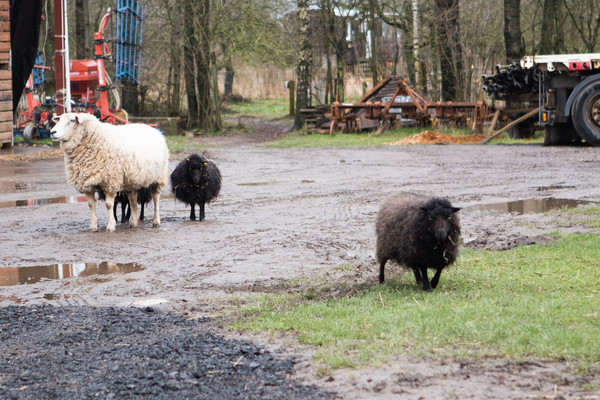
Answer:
xmin=186 ymin=157 xmax=208 ymax=185
xmin=50 ymin=113 xmax=81 ymax=142
xmin=421 ymin=202 xmax=460 ymax=243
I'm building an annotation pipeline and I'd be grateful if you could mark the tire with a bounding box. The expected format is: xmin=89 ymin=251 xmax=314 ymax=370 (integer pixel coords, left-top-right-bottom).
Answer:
xmin=571 ymin=79 xmax=600 ymax=145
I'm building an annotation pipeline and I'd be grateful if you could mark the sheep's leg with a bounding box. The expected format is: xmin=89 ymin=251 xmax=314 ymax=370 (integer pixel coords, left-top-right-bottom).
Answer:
xmin=378 ymin=260 xmax=387 ymax=284
xmin=104 ymin=192 xmax=117 ymax=232
xmin=412 ymin=268 xmax=423 ymax=284
xmin=139 ymin=202 xmax=145 ymax=221
xmin=420 ymin=266 xmax=432 ymax=292
xmin=121 ymin=199 xmax=128 ymax=223
xmin=199 ymin=201 xmax=205 ymax=221
xmin=85 ymin=192 xmax=99 ymax=232
xmin=127 ymin=191 xmax=139 ymax=228
xmin=190 ymin=202 xmax=196 ymax=220
xmin=431 ymin=268 xmax=443 ymax=289
xmin=151 ymin=190 xmax=161 ymax=228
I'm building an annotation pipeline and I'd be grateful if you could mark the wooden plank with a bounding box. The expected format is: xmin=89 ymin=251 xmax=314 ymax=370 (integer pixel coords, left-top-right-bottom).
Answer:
xmin=0 ymin=31 xmax=10 ymax=42
xmin=0 ymin=79 xmax=10 ymax=90
xmin=0 ymin=21 xmax=9 ymax=31
xmin=486 ymin=109 xmax=501 ymax=136
xmin=0 ymin=110 xmax=11 ymax=121
xmin=0 ymin=121 xmax=12 ymax=132
xmin=0 ymin=69 xmax=10 ymax=80
xmin=0 ymin=41 xmax=10 ymax=52
xmin=480 ymin=108 xmax=539 ymax=144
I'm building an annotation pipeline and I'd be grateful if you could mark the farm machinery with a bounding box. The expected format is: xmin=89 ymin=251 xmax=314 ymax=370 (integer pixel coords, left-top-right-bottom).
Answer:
xmin=481 ymin=53 xmax=600 ymax=145
xmin=16 ymin=0 xmax=144 ymax=140
xmin=303 ymin=76 xmax=489 ymax=135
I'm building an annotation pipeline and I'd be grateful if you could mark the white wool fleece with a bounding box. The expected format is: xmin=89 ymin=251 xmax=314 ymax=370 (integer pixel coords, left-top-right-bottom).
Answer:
xmin=51 ymin=113 xmax=169 ymax=194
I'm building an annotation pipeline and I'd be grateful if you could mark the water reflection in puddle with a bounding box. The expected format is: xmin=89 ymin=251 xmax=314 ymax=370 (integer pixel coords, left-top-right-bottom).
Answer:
xmin=0 ymin=262 xmax=143 ymax=286
xmin=0 ymin=195 xmax=88 ymax=209
xmin=469 ymin=198 xmax=595 ymax=215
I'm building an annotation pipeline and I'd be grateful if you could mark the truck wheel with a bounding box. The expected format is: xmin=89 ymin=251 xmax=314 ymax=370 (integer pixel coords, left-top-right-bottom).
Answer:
xmin=571 ymin=79 xmax=600 ymax=145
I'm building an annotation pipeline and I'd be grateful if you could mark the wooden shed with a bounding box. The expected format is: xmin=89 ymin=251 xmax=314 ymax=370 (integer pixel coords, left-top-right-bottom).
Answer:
xmin=0 ymin=0 xmax=11 ymax=148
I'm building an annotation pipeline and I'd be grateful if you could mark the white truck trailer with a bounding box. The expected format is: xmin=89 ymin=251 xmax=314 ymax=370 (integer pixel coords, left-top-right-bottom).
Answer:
xmin=482 ymin=53 xmax=600 ymax=145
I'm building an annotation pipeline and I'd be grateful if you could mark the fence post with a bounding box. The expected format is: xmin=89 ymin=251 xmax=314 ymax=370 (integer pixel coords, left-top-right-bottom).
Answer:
xmin=288 ymin=80 xmax=295 ymax=117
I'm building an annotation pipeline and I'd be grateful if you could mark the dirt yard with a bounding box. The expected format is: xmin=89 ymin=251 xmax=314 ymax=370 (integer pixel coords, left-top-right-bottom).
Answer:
xmin=1 ymin=118 xmax=600 ymax=399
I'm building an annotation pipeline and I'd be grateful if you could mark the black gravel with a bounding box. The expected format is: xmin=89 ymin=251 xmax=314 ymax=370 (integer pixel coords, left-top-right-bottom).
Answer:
xmin=0 ymin=305 xmax=333 ymax=400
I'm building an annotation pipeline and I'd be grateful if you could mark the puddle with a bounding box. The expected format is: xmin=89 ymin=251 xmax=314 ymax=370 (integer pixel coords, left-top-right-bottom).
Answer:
xmin=237 ymin=181 xmax=278 ymax=186
xmin=535 ymin=185 xmax=576 ymax=191
xmin=237 ymin=180 xmax=315 ymax=186
xmin=469 ymin=198 xmax=595 ymax=215
xmin=0 ymin=262 xmax=143 ymax=286
xmin=0 ymin=195 xmax=88 ymax=209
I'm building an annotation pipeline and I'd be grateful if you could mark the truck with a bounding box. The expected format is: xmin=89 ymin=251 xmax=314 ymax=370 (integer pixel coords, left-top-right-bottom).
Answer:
xmin=482 ymin=53 xmax=600 ymax=145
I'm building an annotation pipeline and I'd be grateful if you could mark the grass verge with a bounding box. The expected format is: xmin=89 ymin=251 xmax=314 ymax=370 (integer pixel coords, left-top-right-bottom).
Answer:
xmin=232 ymin=233 xmax=600 ymax=373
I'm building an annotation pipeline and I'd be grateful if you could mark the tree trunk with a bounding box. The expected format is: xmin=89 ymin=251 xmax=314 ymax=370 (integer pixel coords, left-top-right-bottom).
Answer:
xmin=224 ymin=54 xmax=234 ymax=97
xmin=435 ymin=0 xmax=463 ymax=101
xmin=74 ymin=0 xmax=89 ymax=59
xmin=412 ymin=0 xmax=420 ymax=91
xmin=539 ymin=0 xmax=565 ymax=53
xmin=167 ymin=1 xmax=182 ymax=117
xmin=121 ymin=80 xmax=140 ymax=115
xmin=503 ymin=0 xmax=523 ymax=62
xmin=293 ymin=0 xmax=311 ymax=130
xmin=183 ymin=0 xmax=198 ymax=129
xmin=194 ymin=0 xmax=216 ymax=131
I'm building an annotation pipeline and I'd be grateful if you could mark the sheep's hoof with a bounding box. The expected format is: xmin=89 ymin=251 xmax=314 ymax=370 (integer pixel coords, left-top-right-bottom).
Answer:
xmin=106 ymin=226 xmax=116 ymax=232
xmin=152 ymin=222 xmax=160 ymax=228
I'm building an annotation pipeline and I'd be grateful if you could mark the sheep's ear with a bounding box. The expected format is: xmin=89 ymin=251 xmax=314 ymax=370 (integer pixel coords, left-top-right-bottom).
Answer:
xmin=73 ymin=114 xmax=80 ymax=124
xmin=52 ymin=115 xmax=60 ymax=123
xmin=451 ymin=207 xmax=461 ymax=213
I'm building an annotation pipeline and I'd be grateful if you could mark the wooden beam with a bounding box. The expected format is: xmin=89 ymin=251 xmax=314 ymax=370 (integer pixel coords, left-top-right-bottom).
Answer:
xmin=480 ymin=108 xmax=539 ymax=144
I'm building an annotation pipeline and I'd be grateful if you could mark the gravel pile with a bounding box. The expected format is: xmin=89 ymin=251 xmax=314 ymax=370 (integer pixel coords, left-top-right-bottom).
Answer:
xmin=0 ymin=305 xmax=333 ymax=399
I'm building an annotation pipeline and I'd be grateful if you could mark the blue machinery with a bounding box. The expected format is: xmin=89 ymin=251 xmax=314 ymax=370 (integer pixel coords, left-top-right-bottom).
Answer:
xmin=114 ymin=0 xmax=144 ymax=85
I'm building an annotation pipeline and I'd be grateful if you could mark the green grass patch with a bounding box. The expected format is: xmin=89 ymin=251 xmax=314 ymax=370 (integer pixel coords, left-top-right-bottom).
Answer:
xmin=263 ymin=126 xmax=476 ymax=148
xmin=563 ymin=206 xmax=600 ymax=228
xmin=165 ymin=135 xmax=205 ymax=156
xmin=13 ymin=136 xmax=55 ymax=146
xmin=226 ymin=97 xmax=290 ymax=120
xmin=233 ymin=234 xmax=600 ymax=371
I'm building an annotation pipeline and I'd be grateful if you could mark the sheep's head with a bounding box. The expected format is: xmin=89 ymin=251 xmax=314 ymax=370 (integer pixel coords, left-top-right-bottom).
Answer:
xmin=420 ymin=198 xmax=460 ymax=243
xmin=50 ymin=113 xmax=92 ymax=143
xmin=185 ymin=154 xmax=209 ymax=185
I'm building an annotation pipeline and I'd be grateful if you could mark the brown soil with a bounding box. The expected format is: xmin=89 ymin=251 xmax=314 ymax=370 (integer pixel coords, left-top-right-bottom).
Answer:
xmin=2 ymin=118 xmax=600 ymax=399
xmin=386 ymin=130 xmax=488 ymax=145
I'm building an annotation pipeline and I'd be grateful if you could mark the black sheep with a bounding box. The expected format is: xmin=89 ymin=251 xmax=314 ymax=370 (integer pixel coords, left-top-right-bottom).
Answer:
xmin=375 ymin=192 xmax=461 ymax=291
xmin=97 ymin=187 xmax=153 ymax=223
xmin=170 ymin=153 xmax=221 ymax=221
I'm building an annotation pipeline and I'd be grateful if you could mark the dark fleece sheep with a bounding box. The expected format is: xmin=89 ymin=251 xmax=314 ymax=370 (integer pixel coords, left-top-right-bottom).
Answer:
xmin=98 ymin=186 xmax=153 ymax=223
xmin=375 ymin=192 xmax=461 ymax=291
xmin=170 ymin=154 xmax=222 ymax=221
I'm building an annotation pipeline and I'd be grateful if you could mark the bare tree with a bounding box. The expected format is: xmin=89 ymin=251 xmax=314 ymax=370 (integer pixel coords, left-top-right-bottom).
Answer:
xmin=503 ymin=0 xmax=524 ymax=62
xmin=74 ymin=0 xmax=90 ymax=59
xmin=539 ymin=0 xmax=565 ymax=53
xmin=294 ymin=0 xmax=311 ymax=130
xmin=564 ymin=0 xmax=600 ymax=52
xmin=435 ymin=0 xmax=463 ymax=101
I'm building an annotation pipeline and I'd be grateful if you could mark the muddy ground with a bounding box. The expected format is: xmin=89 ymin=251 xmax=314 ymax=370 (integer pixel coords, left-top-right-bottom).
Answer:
xmin=1 ymin=118 xmax=600 ymax=399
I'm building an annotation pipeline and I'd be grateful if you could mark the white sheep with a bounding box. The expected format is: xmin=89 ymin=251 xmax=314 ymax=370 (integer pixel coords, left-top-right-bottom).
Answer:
xmin=50 ymin=113 xmax=169 ymax=232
